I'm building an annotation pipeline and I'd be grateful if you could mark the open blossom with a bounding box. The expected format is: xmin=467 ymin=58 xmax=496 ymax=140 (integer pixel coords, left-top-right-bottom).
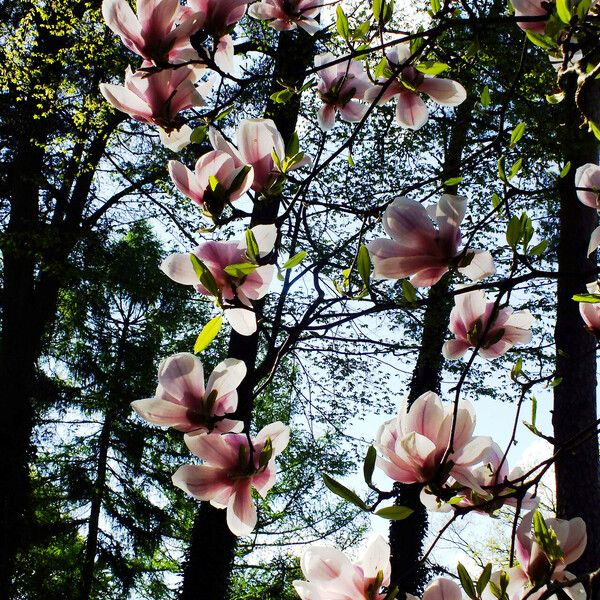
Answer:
xmin=172 ymin=422 xmax=290 ymax=536
xmin=102 ymin=0 xmax=202 ymax=64
xmin=210 ymin=119 xmax=311 ymax=194
xmin=131 ymin=353 xmax=245 ymax=435
xmin=367 ymin=195 xmax=495 ymax=287
xmin=168 ymin=150 xmax=253 ymax=217
xmin=418 ymin=579 xmax=463 ymax=600
xmin=575 ymin=163 xmax=600 ymax=209
xmin=160 ymin=224 xmax=277 ymax=335
xmin=293 ymin=536 xmax=391 ymax=600
xmin=511 ymin=0 xmax=548 ymax=33
xmin=249 ymin=0 xmax=323 ymax=35
xmin=443 ymin=289 xmax=534 ymax=360
xmin=315 ymin=53 xmax=372 ymax=131
xmin=580 ymin=301 xmax=600 ymax=336
xmin=483 ymin=512 xmax=587 ymax=600
xmin=423 ymin=441 xmax=538 ymax=513
xmin=100 ymin=65 xmax=205 ymax=130
xmin=364 ymin=45 xmax=466 ymax=130
xmin=375 ymin=391 xmax=493 ymax=491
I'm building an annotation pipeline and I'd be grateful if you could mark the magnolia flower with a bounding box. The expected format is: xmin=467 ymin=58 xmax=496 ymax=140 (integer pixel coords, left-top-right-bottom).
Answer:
xmin=580 ymin=301 xmax=600 ymax=336
xmin=249 ymin=0 xmax=323 ymax=35
xmin=160 ymin=224 xmax=277 ymax=335
xmin=293 ymin=536 xmax=391 ymax=600
xmin=575 ymin=163 xmax=600 ymax=209
xmin=131 ymin=353 xmax=245 ymax=435
xmin=482 ymin=512 xmax=587 ymax=600
xmin=315 ymin=53 xmax=372 ymax=130
xmin=209 ymin=119 xmax=311 ymax=193
xmin=168 ymin=150 xmax=253 ymax=216
xmin=367 ymin=195 xmax=495 ymax=287
xmin=102 ymin=0 xmax=202 ymax=64
xmin=100 ymin=65 xmax=205 ymax=130
xmin=420 ymin=579 xmax=463 ymax=600
xmin=364 ymin=45 xmax=466 ymax=130
xmin=511 ymin=0 xmax=548 ymax=33
xmin=172 ymin=422 xmax=290 ymax=535
xmin=443 ymin=290 xmax=534 ymax=360
xmin=423 ymin=441 xmax=538 ymax=513
xmin=375 ymin=391 xmax=493 ymax=492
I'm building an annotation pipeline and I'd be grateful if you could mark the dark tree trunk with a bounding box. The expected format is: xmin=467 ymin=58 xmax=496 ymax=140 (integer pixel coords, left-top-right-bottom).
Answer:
xmin=389 ymin=96 xmax=476 ymax=595
xmin=179 ymin=30 xmax=315 ymax=600
xmin=553 ymin=89 xmax=600 ymax=582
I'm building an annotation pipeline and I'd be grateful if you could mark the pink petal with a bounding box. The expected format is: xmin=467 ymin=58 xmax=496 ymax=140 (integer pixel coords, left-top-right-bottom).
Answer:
xmin=589 ymin=225 xmax=600 ymax=256
xmin=99 ymin=83 xmax=152 ymax=121
xmin=102 ymin=0 xmax=144 ymax=55
xmin=419 ymin=78 xmax=467 ymax=106
xmin=338 ymin=101 xmax=367 ymax=123
xmin=206 ymin=358 xmax=247 ymax=398
xmin=442 ymin=339 xmax=470 ymax=359
xmin=396 ymin=91 xmax=429 ymax=130
xmin=317 ymin=104 xmax=336 ymax=131
xmin=575 ymin=163 xmax=600 ymax=208
xmin=458 ymin=249 xmax=496 ymax=281
xmin=172 ymin=464 xmax=233 ymax=501
xmin=227 ymin=481 xmax=257 ymax=536
xmin=160 ymin=252 xmax=198 ymax=286
xmin=435 ymin=194 xmax=467 ymax=253
xmin=169 ymin=160 xmax=205 ymax=205
xmin=184 ymin=432 xmax=240 ymax=466
xmin=422 ymin=578 xmax=462 ymax=600
xmin=130 ymin=398 xmax=191 ymax=428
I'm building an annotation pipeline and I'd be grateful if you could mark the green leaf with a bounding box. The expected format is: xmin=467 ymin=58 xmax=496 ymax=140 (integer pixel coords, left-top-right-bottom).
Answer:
xmin=444 ymin=176 xmax=463 ymax=186
xmin=374 ymin=505 xmax=414 ymax=520
xmin=430 ymin=0 xmax=441 ymax=13
xmin=348 ymin=153 xmax=356 ymax=167
xmin=508 ymin=158 xmax=523 ymax=180
xmin=336 ymin=6 xmax=350 ymax=39
xmin=214 ymin=105 xmax=234 ymax=121
xmin=416 ymin=61 xmax=450 ymax=75
xmin=533 ymin=510 xmax=565 ymax=562
xmin=357 ymin=244 xmax=371 ymax=286
xmin=402 ymin=279 xmax=417 ymax=303
xmin=480 ymin=85 xmax=491 ymax=107
xmin=525 ymin=31 xmax=557 ymax=51
xmin=193 ymin=315 xmax=223 ymax=353
xmin=492 ymin=193 xmax=503 ymax=212
xmin=498 ymin=156 xmax=506 ymax=182
xmin=458 ymin=563 xmax=478 ymax=600
xmin=208 ymin=175 xmax=220 ymax=192
xmin=573 ymin=293 xmax=600 ymax=303
xmin=190 ymin=126 xmax=207 ymax=145
xmin=374 ymin=57 xmax=391 ymax=79
xmin=245 ymin=229 xmax=260 ymax=263
xmin=556 ymin=0 xmax=572 ymax=23
xmin=286 ymin=131 xmax=300 ymax=158
xmin=529 ymin=239 xmax=547 ymax=256
xmin=559 ymin=161 xmax=571 ymax=178
xmin=322 ymin=474 xmax=368 ymax=510
xmin=363 ymin=446 xmax=376 ymax=486
xmin=506 ymin=216 xmax=521 ymax=247
xmin=546 ymin=90 xmax=565 ymax=104
xmin=511 ymin=356 xmax=523 ymax=380
xmin=510 ymin=122 xmax=526 ymax=147
xmin=223 ymin=262 xmax=258 ymax=278
xmin=258 ymin=437 xmax=273 ymax=469
xmin=190 ymin=254 xmax=220 ymax=297
xmin=283 ymin=250 xmax=307 ymax=269
xmin=577 ymin=0 xmax=593 ymax=19
xmin=353 ymin=19 xmax=371 ymax=38
xmin=270 ymin=88 xmax=294 ymax=104
xmin=477 ymin=564 xmax=493 ymax=596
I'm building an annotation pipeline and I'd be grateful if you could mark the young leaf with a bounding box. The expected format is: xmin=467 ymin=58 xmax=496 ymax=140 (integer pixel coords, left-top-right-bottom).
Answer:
xmin=283 ymin=250 xmax=307 ymax=269
xmin=363 ymin=445 xmax=376 ymax=486
xmin=223 ymin=262 xmax=258 ymax=278
xmin=533 ymin=510 xmax=565 ymax=562
xmin=357 ymin=244 xmax=371 ymax=286
xmin=559 ymin=161 xmax=571 ymax=178
xmin=508 ymin=158 xmax=523 ymax=180
xmin=480 ymin=85 xmax=491 ymax=107
xmin=322 ymin=474 xmax=368 ymax=510
xmin=374 ymin=506 xmax=414 ymax=520
xmin=245 ymin=229 xmax=260 ymax=263
xmin=458 ymin=563 xmax=478 ymax=600
xmin=506 ymin=216 xmax=521 ymax=247
xmin=190 ymin=254 xmax=220 ymax=297
xmin=194 ymin=315 xmax=223 ymax=353
xmin=510 ymin=122 xmax=526 ymax=146
xmin=477 ymin=563 xmax=493 ymax=595
xmin=190 ymin=125 xmax=207 ymax=145
xmin=556 ymin=0 xmax=572 ymax=24
xmin=336 ymin=6 xmax=350 ymax=39
xmin=402 ymin=279 xmax=417 ymax=303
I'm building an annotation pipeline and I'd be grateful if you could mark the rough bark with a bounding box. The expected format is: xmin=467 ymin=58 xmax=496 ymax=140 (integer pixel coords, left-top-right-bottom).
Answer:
xmin=388 ymin=96 xmax=476 ymax=595
xmin=553 ymin=86 xmax=600 ymax=583
xmin=179 ymin=30 xmax=315 ymax=600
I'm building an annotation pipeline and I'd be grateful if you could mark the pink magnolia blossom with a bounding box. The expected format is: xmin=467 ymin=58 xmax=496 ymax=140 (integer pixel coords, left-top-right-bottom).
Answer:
xmin=511 ymin=0 xmax=548 ymax=33
xmin=575 ymin=163 xmax=600 ymax=209
xmin=168 ymin=150 xmax=254 ymax=216
xmin=364 ymin=45 xmax=466 ymax=130
xmin=443 ymin=289 xmax=534 ymax=360
xmin=293 ymin=536 xmax=391 ymax=600
xmin=160 ymin=224 xmax=277 ymax=335
xmin=131 ymin=353 xmax=245 ymax=435
xmin=580 ymin=301 xmax=600 ymax=336
xmin=517 ymin=511 xmax=587 ymax=583
xmin=367 ymin=195 xmax=495 ymax=287
xmin=102 ymin=0 xmax=202 ymax=64
xmin=210 ymin=119 xmax=311 ymax=193
xmin=172 ymin=422 xmax=290 ymax=536
xmin=423 ymin=441 xmax=538 ymax=513
xmin=416 ymin=578 xmax=463 ymax=600
xmin=483 ymin=512 xmax=587 ymax=600
xmin=100 ymin=65 xmax=205 ymax=130
xmin=314 ymin=53 xmax=372 ymax=131
xmin=375 ymin=391 xmax=493 ymax=491
xmin=249 ymin=0 xmax=323 ymax=35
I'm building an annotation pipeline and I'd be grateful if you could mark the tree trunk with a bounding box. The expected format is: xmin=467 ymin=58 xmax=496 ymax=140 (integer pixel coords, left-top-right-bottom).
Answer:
xmin=553 ymin=88 xmax=600 ymax=581
xmin=179 ymin=30 xmax=315 ymax=600
xmin=389 ymin=96 xmax=476 ymax=595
